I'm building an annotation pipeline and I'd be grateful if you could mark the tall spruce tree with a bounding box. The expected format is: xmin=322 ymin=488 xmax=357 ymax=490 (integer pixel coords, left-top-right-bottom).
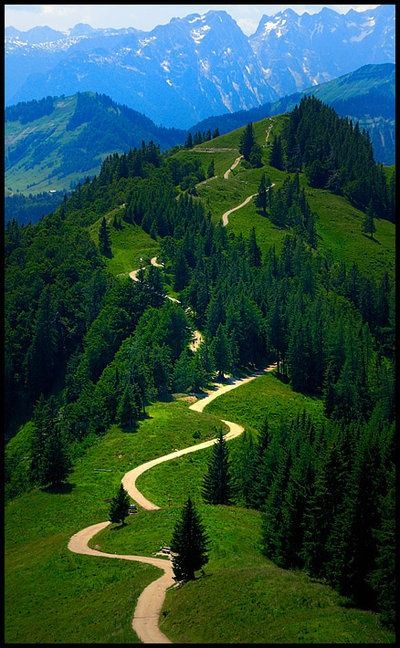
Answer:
xmin=239 ymin=123 xmax=256 ymax=161
xmin=99 ymin=216 xmax=112 ymax=257
xmin=269 ymin=135 xmax=284 ymax=170
xmin=362 ymin=202 xmax=376 ymax=239
xmin=170 ymin=497 xmax=209 ymax=581
xmin=202 ymin=428 xmax=232 ymax=505
xmin=255 ymin=172 xmax=271 ymax=214
xmin=207 ymin=159 xmax=215 ymax=178
xmin=211 ymin=324 xmax=232 ymax=378
xmin=248 ymin=227 xmax=262 ymax=267
xmin=108 ymin=483 xmax=130 ymax=525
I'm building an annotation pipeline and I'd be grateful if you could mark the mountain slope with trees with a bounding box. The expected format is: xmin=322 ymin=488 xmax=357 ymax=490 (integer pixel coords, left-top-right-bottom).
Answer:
xmin=189 ymin=63 xmax=395 ymax=165
xmin=5 ymin=98 xmax=395 ymax=642
xmin=5 ymin=92 xmax=186 ymax=196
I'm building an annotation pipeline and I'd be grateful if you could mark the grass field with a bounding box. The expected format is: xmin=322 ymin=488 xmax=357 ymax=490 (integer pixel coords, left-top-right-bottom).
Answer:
xmin=5 ymin=379 xmax=394 ymax=644
xmin=5 ymin=402 xmax=222 ymax=644
xmin=91 ymin=379 xmax=392 ymax=644
xmin=89 ymin=207 xmax=159 ymax=277
xmin=175 ymin=115 xmax=395 ymax=280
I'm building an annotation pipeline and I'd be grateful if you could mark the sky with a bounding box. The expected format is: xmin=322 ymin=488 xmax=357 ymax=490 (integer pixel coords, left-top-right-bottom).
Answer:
xmin=4 ymin=4 xmax=383 ymax=36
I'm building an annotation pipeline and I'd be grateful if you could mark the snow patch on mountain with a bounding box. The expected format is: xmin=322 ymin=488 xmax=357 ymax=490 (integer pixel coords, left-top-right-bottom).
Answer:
xmin=191 ymin=25 xmax=211 ymax=44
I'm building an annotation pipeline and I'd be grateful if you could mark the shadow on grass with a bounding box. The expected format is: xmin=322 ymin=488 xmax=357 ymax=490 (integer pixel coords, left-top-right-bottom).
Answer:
xmin=110 ymin=522 xmax=127 ymax=531
xmin=42 ymin=482 xmax=75 ymax=495
xmin=362 ymin=233 xmax=381 ymax=245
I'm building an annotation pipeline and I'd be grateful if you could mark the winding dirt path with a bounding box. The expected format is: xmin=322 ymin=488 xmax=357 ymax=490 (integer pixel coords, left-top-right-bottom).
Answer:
xmin=221 ymin=182 xmax=275 ymax=227
xmin=222 ymin=194 xmax=257 ymax=227
xmin=224 ymin=155 xmax=243 ymax=180
xmin=68 ymin=364 xmax=276 ymax=643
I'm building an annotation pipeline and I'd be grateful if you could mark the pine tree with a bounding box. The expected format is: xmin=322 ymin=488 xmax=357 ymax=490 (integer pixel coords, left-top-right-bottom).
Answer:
xmin=207 ymin=159 xmax=215 ymax=178
xmin=248 ymin=227 xmax=262 ymax=267
xmin=42 ymin=426 xmax=71 ymax=489
xmin=170 ymin=497 xmax=209 ymax=581
xmin=109 ymin=483 xmax=130 ymax=525
xmin=368 ymin=464 xmax=395 ymax=627
xmin=239 ymin=123 xmax=256 ymax=161
xmin=212 ymin=128 xmax=220 ymax=139
xmin=269 ymin=135 xmax=284 ymax=170
xmin=362 ymin=202 xmax=376 ymax=239
xmin=202 ymin=429 xmax=232 ymax=505
xmin=117 ymin=383 xmax=139 ymax=430
xmin=99 ymin=216 xmax=112 ymax=257
xmin=211 ymin=324 xmax=232 ymax=379
xmin=173 ymin=247 xmax=189 ymax=291
xmin=185 ymin=132 xmax=193 ymax=148
xmin=249 ymin=143 xmax=263 ymax=168
xmin=255 ymin=172 xmax=271 ymax=214
xmin=26 ymin=286 xmax=59 ymax=399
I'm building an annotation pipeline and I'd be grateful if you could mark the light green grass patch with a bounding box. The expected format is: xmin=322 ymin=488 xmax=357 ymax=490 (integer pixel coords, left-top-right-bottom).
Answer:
xmin=206 ymin=372 xmax=326 ymax=435
xmin=5 ymin=400 xmax=222 ymax=644
xmin=306 ymin=187 xmax=395 ymax=279
xmin=89 ymin=207 xmax=159 ymax=276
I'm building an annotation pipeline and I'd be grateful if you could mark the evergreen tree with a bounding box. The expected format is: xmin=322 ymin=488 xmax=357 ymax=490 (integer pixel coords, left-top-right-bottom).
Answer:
xmin=185 ymin=132 xmax=193 ymax=148
xmin=269 ymin=135 xmax=284 ymax=170
xmin=172 ymin=348 xmax=193 ymax=392
xmin=173 ymin=247 xmax=189 ymax=291
xmin=362 ymin=202 xmax=376 ymax=239
xmin=41 ymin=426 xmax=71 ymax=489
xmin=255 ymin=172 xmax=271 ymax=214
xmin=212 ymin=128 xmax=220 ymax=139
xmin=117 ymin=383 xmax=139 ymax=429
xmin=170 ymin=497 xmax=209 ymax=581
xmin=249 ymin=143 xmax=263 ymax=168
xmin=248 ymin=227 xmax=262 ymax=267
xmin=108 ymin=483 xmax=130 ymax=525
xmin=211 ymin=324 xmax=232 ymax=379
xmin=99 ymin=216 xmax=112 ymax=257
xmin=368 ymin=464 xmax=395 ymax=627
xmin=239 ymin=123 xmax=256 ymax=161
xmin=202 ymin=429 xmax=232 ymax=505
xmin=26 ymin=286 xmax=59 ymax=399
xmin=207 ymin=159 xmax=215 ymax=178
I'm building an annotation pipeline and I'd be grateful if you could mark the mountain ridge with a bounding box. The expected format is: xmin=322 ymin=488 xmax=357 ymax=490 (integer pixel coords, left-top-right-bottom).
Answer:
xmin=5 ymin=5 xmax=394 ymax=128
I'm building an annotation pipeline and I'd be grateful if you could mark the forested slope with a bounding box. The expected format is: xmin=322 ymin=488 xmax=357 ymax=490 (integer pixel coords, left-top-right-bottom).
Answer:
xmin=5 ymin=98 xmax=395 ymax=641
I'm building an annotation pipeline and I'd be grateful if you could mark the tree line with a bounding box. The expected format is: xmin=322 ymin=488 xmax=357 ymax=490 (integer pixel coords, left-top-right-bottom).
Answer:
xmin=269 ymin=96 xmax=394 ymax=221
xmin=5 ymin=99 xmax=394 ymax=626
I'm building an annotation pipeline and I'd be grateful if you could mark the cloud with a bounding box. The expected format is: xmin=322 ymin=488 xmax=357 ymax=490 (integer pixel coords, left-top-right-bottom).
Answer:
xmin=5 ymin=4 xmax=42 ymax=12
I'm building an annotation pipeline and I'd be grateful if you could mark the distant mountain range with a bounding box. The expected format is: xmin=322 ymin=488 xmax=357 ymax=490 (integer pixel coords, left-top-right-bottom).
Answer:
xmin=189 ymin=63 xmax=395 ymax=165
xmin=5 ymin=61 xmax=395 ymax=205
xmin=5 ymin=92 xmax=186 ymax=195
xmin=5 ymin=5 xmax=394 ymax=128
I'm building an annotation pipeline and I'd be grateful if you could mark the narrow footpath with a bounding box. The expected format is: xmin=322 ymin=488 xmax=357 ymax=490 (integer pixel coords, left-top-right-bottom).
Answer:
xmin=68 ymin=364 xmax=276 ymax=643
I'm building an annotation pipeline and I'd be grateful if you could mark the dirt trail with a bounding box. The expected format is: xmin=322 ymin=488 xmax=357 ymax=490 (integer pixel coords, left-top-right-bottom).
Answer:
xmin=221 ymin=182 xmax=275 ymax=227
xmin=68 ymin=364 xmax=276 ymax=643
xmin=189 ymin=329 xmax=203 ymax=352
xmin=68 ymin=522 xmax=174 ymax=644
xmin=221 ymin=194 xmax=257 ymax=226
xmin=224 ymin=155 xmax=243 ymax=180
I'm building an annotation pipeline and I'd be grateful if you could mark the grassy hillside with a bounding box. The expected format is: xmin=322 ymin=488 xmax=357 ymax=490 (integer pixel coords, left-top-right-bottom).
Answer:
xmin=189 ymin=63 xmax=395 ymax=165
xmin=5 ymin=92 xmax=186 ymax=194
xmin=6 ymin=371 xmax=394 ymax=644
xmin=174 ymin=115 xmax=395 ymax=280
xmin=5 ymin=402 xmax=222 ymax=644
xmin=88 ymin=206 xmax=159 ymax=277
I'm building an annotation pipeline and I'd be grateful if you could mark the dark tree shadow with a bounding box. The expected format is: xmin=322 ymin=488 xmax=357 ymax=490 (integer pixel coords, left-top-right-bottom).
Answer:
xmin=42 ymin=482 xmax=75 ymax=494
xmin=362 ymin=233 xmax=381 ymax=245
xmin=110 ymin=522 xmax=127 ymax=531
